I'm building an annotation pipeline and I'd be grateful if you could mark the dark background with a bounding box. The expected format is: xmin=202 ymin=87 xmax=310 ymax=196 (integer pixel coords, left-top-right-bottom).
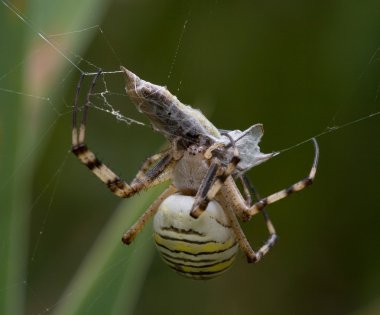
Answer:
xmin=1 ymin=1 xmax=380 ymax=314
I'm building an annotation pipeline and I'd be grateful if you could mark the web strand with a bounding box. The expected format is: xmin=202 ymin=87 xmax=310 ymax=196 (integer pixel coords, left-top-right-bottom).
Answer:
xmin=1 ymin=0 xmax=84 ymax=73
xmin=277 ymin=111 xmax=380 ymax=154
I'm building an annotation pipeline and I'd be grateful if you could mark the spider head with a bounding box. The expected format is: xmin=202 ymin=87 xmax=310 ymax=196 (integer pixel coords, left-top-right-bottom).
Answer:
xmin=187 ymin=145 xmax=206 ymax=157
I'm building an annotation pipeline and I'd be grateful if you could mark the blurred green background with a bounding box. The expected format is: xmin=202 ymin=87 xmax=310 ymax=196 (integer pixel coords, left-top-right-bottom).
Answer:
xmin=1 ymin=0 xmax=380 ymax=314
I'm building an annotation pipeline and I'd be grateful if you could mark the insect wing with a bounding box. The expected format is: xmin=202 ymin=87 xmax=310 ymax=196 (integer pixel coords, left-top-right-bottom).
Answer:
xmin=222 ymin=124 xmax=277 ymax=175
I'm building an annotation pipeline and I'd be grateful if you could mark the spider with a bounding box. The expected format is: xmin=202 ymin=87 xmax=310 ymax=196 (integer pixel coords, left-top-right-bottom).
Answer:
xmin=71 ymin=68 xmax=319 ymax=280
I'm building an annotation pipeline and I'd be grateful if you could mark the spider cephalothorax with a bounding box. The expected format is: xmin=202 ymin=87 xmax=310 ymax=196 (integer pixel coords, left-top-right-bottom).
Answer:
xmin=72 ymin=68 xmax=318 ymax=279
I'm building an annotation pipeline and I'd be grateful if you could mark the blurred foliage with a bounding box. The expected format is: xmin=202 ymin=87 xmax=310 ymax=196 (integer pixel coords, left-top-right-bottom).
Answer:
xmin=1 ymin=0 xmax=380 ymax=315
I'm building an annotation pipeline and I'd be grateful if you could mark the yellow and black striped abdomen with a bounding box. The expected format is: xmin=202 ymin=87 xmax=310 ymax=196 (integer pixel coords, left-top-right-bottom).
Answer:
xmin=153 ymin=194 xmax=238 ymax=280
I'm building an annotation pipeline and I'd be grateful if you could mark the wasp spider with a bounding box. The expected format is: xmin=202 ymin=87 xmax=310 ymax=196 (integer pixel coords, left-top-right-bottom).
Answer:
xmin=71 ymin=68 xmax=319 ymax=279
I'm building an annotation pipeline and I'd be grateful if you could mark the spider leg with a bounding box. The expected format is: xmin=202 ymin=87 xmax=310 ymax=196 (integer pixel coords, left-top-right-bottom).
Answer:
xmin=239 ymin=175 xmax=277 ymax=260
xmin=222 ymin=196 xmax=262 ymax=263
xmin=239 ymin=175 xmax=253 ymax=206
xmin=122 ymin=185 xmax=177 ymax=244
xmin=130 ymin=153 xmax=174 ymax=187
xmin=135 ymin=149 xmax=170 ymax=179
xmin=71 ymin=71 xmax=173 ymax=198
xmin=243 ymin=138 xmax=319 ymax=220
xmin=189 ymin=159 xmax=222 ymax=218
xmin=222 ymin=138 xmax=319 ymax=221
xmin=190 ymin=135 xmax=240 ymax=218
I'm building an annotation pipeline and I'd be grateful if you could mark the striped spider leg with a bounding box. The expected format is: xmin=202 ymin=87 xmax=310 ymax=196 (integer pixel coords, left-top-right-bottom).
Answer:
xmin=239 ymin=176 xmax=277 ymax=257
xmin=216 ymin=138 xmax=319 ymax=222
xmin=71 ymin=70 xmax=174 ymax=199
xmin=225 ymin=175 xmax=278 ymax=263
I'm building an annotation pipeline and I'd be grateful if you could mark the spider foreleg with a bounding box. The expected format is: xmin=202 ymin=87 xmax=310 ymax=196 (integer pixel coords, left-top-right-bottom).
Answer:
xmin=72 ymin=73 xmax=85 ymax=147
xmin=190 ymin=144 xmax=240 ymax=218
xmin=204 ymin=142 xmax=225 ymax=159
xmin=71 ymin=71 xmax=175 ymax=198
xmin=72 ymin=70 xmax=102 ymax=147
xmin=189 ymin=160 xmax=221 ymax=218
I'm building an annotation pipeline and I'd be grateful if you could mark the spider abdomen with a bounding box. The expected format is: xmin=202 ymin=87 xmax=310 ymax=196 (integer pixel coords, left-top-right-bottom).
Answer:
xmin=153 ymin=194 xmax=238 ymax=280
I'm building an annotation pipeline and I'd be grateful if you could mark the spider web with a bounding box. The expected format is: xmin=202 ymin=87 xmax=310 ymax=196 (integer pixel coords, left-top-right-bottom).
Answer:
xmin=1 ymin=1 xmax=380 ymax=315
